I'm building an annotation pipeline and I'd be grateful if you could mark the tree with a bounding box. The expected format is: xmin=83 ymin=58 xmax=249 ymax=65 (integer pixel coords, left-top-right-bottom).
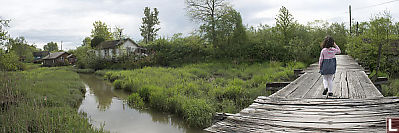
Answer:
xmin=8 ymin=37 xmax=37 ymax=62
xmin=0 ymin=51 xmax=23 ymax=71
xmin=82 ymin=37 xmax=91 ymax=47
xmin=91 ymin=21 xmax=113 ymax=41
xmin=275 ymin=6 xmax=296 ymax=46
xmin=90 ymin=36 xmax=105 ymax=48
xmin=140 ymin=7 xmax=160 ymax=44
xmin=43 ymin=42 xmax=59 ymax=52
xmin=368 ymin=12 xmax=392 ymax=78
xmin=113 ymin=26 xmax=128 ymax=40
xmin=0 ymin=19 xmax=10 ymax=45
xmin=214 ymin=8 xmax=248 ymax=58
xmin=230 ymin=10 xmax=248 ymax=58
xmin=185 ymin=0 xmax=230 ymax=46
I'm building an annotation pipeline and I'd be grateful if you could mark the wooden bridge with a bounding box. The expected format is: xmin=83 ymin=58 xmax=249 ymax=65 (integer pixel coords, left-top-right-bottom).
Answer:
xmin=205 ymin=55 xmax=399 ymax=132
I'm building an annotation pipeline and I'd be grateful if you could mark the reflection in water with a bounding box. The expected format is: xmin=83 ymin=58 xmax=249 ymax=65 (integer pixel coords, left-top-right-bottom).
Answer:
xmin=78 ymin=74 xmax=205 ymax=133
xmin=79 ymin=74 xmax=128 ymax=110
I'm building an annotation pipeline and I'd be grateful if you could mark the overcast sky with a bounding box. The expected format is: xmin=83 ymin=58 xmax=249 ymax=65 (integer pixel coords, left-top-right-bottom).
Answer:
xmin=1 ymin=0 xmax=398 ymax=50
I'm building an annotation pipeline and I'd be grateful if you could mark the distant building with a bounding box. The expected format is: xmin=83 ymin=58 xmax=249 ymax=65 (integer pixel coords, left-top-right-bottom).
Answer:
xmin=95 ymin=38 xmax=146 ymax=59
xmin=67 ymin=54 xmax=77 ymax=64
xmin=33 ymin=51 xmax=50 ymax=63
xmin=42 ymin=52 xmax=71 ymax=67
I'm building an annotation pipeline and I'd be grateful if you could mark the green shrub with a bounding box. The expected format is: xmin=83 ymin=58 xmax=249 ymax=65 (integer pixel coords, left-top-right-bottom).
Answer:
xmin=167 ymin=95 xmax=186 ymax=115
xmin=149 ymin=88 xmax=169 ymax=111
xmin=182 ymin=99 xmax=214 ymax=128
xmin=138 ymin=85 xmax=153 ymax=102
xmin=221 ymin=99 xmax=236 ymax=113
xmin=113 ymin=79 xmax=123 ymax=89
xmin=0 ymin=51 xmax=24 ymax=71
xmin=127 ymin=93 xmax=145 ymax=108
xmin=106 ymin=61 xmax=305 ymax=127
xmin=382 ymin=78 xmax=399 ymax=96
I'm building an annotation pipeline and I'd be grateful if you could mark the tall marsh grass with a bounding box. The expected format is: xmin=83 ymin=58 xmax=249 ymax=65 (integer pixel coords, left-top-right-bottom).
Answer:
xmin=0 ymin=68 xmax=105 ymax=132
xmin=101 ymin=61 xmax=305 ymax=128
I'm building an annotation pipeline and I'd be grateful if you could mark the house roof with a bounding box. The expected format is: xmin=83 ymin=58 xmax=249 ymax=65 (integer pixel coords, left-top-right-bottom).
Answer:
xmin=33 ymin=51 xmax=49 ymax=57
xmin=96 ymin=38 xmax=139 ymax=49
xmin=42 ymin=52 xmax=68 ymax=60
xmin=67 ymin=54 xmax=75 ymax=58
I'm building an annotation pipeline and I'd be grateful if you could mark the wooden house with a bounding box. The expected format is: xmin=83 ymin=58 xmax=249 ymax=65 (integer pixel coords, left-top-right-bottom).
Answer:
xmin=95 ymin=38 xmax=146 ymax=59
xmin=42 ymin=52 xmax=70 ymax=67
xmin=67 ymin=54 xmax=76 ymax=64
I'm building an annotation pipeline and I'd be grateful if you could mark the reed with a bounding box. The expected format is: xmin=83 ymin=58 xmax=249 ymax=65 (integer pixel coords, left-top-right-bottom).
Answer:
xmin=0 ymin=67 xmax=106 ymax=132
xmin=105 ymin=61 xmax=305 ymax=128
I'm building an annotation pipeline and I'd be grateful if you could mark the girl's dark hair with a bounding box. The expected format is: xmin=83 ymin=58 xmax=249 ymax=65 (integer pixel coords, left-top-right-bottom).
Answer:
xmin=321 ymin=36 xmax=335 ymax=48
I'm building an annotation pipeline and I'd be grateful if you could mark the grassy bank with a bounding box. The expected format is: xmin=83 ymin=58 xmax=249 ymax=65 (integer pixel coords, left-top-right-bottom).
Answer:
xmin=381 ymin=78 xmax=399 ymax=97
xmin=98 ymin=61 xmax=305 ymax=128
xmin=0 ymin=67 xmax=104 ymax=132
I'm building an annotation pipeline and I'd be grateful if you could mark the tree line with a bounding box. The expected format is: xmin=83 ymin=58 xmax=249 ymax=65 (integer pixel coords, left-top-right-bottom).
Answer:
xmin=1 ymin=0 xmax=399 ymax=77
xmin=346 ymin=12 xmax=399 ymax=78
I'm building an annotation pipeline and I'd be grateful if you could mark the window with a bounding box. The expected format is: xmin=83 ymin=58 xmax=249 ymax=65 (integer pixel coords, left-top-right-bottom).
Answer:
xmin=127 ymin=47 xmax=131 ymax=55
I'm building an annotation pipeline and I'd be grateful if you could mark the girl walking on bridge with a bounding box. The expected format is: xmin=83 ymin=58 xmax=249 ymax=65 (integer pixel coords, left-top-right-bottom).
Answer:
xmin=319 ymin=36 xmax=341 ymax=97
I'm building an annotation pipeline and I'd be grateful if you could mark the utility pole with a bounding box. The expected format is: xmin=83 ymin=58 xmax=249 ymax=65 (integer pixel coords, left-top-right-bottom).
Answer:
xmin=349 ymin=5 xmax=352 ymax=35
xmin=356 ymin=22 xmax=359 ymax=36
xmin=61 ymin=41 xmax=63 ymax=51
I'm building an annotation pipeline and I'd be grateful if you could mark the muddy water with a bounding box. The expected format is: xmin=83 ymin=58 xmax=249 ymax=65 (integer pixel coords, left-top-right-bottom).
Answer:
xmin=78 ymin=74 xmax=205 ymax=133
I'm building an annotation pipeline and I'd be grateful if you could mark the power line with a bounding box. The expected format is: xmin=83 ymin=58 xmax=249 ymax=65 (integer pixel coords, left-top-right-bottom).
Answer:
xmin=353 ymin=0 xmax=399 ymax=10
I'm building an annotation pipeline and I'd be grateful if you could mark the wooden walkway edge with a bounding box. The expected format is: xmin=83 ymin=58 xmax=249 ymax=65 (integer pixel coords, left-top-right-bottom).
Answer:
xmin=205 ymin=55 xmax=398 ymax=132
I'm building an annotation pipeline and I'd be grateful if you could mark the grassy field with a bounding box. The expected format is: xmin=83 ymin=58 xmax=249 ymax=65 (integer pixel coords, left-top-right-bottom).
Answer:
xmin=0 ymin=67 xmax=105 ymax=132
xmin=98 ymin=61 xmax=305 ymax=128
xmin=382 ymin=78 xmax=399 ymax=97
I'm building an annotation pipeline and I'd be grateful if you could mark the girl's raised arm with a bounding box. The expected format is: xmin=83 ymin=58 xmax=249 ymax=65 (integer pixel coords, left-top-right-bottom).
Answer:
xmin=334 ymin=42 xmax=341 ymax=54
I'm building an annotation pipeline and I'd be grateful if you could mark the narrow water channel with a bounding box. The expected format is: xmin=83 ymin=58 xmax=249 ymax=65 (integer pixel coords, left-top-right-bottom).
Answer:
xmin=78 ymin=74 xmax=205 ymax=133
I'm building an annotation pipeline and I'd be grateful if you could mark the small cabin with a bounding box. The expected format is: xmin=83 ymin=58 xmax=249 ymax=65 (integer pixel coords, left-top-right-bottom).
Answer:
xmin=42 ymin=52 xmax=70 ymax=67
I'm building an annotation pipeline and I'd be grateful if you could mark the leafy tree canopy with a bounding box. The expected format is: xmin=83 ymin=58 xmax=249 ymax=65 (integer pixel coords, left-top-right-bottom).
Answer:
xmin=140 ymin=7 xmax=160 ymax=44
xmin=43 ymin=42 xmax=59 ymax=52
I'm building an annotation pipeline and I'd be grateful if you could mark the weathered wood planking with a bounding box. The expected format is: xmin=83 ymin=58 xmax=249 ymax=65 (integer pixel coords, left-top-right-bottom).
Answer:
xmin=358 ymin=71 xmax=384 ymax=98
xmin=269 ymin=73 xmax=310 ymax=98
xmin=286 ymin=73 xmax=320 ymax=98
xmin=332 ymin=72 xmax=342 ymax=98
xmin=271 ymin=55 xmax=382 ymax=99
xmin=205 ymin=55 xmax=388 ymax=132
xmin=340 ymin=71 xmax=349 ymax=98
xmin=205 ymin=97 xmax=399 ymax=132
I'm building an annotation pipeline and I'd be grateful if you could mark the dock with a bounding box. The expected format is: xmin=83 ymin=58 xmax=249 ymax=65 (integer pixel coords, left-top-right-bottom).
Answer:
xmin=205 ymin=55 xmax=399 ymax=132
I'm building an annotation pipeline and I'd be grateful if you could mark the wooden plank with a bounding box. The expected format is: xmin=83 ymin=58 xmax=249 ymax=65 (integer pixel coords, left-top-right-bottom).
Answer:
xmin=303 ymin=75 xmax=324 ymax=99
xmin=270 ymin=73 xmax=309 ymax=98
xmin=340 ymin=71 xmax=349 ymax=98
xmin=286 ymin=73 xmax=321 ymax=98
xmin=332 ymin=72 xmax=342 ymax=98
xmin=357 ymin=71 xmax=383 ymax=98
xmin=255 ymin=96 xmax=399 ymax=106
xmin=347 ymin=71 xmax=362 ymax=99
xmin=266 ymin=82 xmax=291 ymax=88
